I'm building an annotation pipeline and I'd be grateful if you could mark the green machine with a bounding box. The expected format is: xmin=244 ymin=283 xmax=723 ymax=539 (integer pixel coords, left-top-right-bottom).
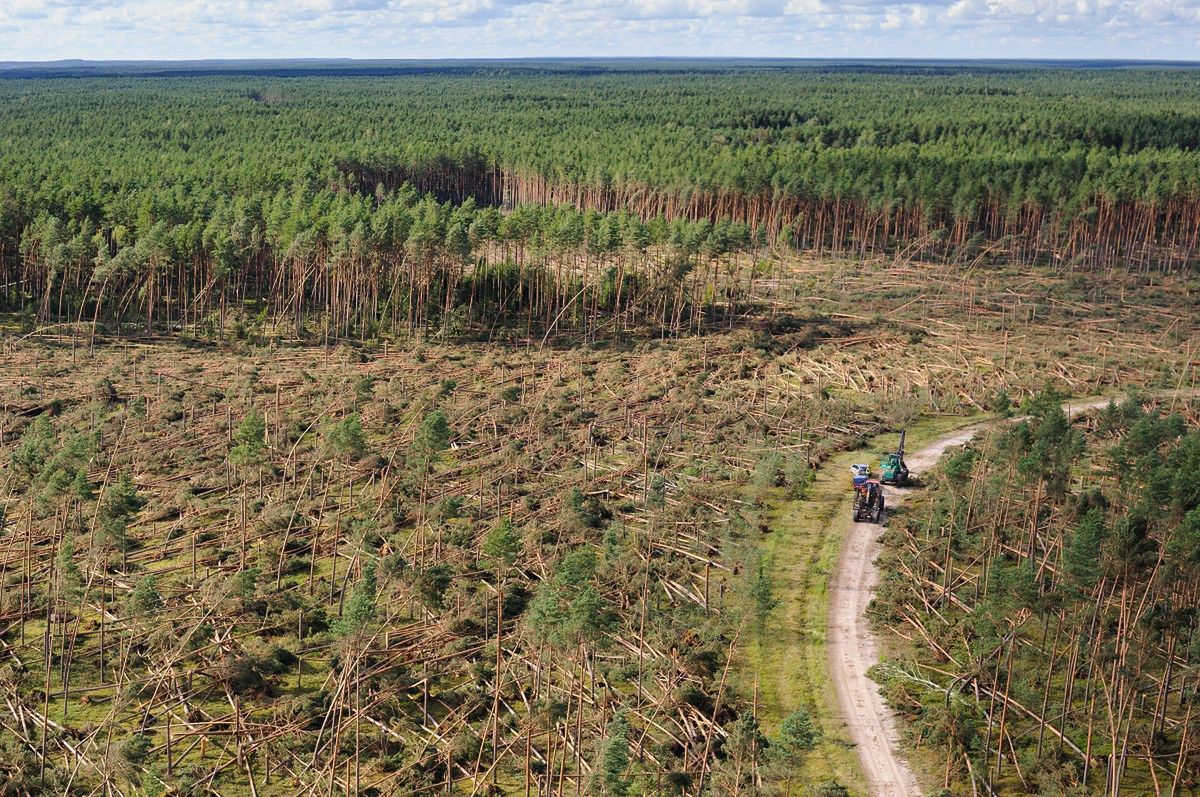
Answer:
xmin=879 ymin=430 xmax=910 ymax=485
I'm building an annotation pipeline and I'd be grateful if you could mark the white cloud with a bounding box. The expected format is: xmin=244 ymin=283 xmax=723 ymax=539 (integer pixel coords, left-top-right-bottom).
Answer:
xmin=0 ymin=0 xmax=1199 ymax=59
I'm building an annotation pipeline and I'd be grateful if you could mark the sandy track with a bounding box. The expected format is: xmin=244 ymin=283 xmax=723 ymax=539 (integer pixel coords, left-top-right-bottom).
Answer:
xmin=827 ymin=400 xmax=1115 ymax=797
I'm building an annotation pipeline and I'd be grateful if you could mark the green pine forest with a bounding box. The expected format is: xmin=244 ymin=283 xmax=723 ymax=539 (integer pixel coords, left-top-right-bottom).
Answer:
xmin=3 ymin=63 xmax=1200 ymax=339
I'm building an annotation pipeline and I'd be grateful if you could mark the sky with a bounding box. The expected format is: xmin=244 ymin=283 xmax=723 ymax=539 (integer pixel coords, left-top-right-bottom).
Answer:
xmin=1 ymin=0 xmax=1199 ymax=62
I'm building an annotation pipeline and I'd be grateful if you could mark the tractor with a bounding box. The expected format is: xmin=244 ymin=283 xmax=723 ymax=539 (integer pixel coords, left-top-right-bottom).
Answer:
xmin=852 ymin=479 xmax=885 ymax=523
xmin=879 ymin=430 xmax=910 ymax=486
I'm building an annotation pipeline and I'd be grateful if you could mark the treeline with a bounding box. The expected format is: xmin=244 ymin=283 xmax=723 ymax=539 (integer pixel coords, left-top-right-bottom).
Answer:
xmin=873 ymin=391 xmax=1200 ymax=795
xmin=6 ymin=186 xmax=769 ymax=340
xmin=2 ymin=67 xmax=1200 ymax=275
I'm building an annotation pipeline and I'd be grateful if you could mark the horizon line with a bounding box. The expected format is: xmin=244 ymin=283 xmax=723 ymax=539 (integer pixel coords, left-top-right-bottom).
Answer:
xmin=5 ymin=56 xmax=1200 ymax=67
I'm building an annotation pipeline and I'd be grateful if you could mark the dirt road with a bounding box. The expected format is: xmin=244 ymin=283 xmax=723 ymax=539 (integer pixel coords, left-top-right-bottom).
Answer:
xmin=827 ymin=400 xmax=1114 ymax=797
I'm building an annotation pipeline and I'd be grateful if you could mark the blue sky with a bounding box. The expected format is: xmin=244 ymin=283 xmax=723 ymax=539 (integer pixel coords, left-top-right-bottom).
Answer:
xmin=1 ymin=0 xmax=1198 ymax=61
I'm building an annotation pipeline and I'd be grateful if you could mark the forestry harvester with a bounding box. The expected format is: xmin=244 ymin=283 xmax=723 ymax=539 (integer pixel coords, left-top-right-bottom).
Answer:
xmin=879 ymin=430 xmax=910 ymax=486
xmin=849 ymin=464 xmax=885 ymax=524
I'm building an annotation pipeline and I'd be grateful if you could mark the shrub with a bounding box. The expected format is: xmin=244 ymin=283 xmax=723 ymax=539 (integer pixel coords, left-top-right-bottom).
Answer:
xmin=812 ymin=781 xmax=850 ymax=797
xmin=121 ymin=733 xmax=153 ymax=768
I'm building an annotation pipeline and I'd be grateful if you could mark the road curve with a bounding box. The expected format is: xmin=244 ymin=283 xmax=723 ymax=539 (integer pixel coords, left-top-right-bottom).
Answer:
xmin=827 ymin=399 xmax=1115 ymax=797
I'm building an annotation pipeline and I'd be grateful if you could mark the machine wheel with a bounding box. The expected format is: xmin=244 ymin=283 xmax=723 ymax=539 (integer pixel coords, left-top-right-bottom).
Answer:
xmin=874 ymin=496 xmax=886 ymax=523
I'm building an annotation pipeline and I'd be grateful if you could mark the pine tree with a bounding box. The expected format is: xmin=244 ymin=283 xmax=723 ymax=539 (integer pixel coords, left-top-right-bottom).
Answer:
xmin=229 ymin=409 xmax=267 ymax=469
xmin=413 ymin=409 xmax=450 ymax=474
xmin=56 ymin=536 xmax=85 ymax=603
xmin=335 ymin=562 xmax=378 ymax=638
xmin=102 ymin=470 xmax=144 ymax=520
xmin=777 ymin=708 xmax=819 ymax=762
xmin=596 ymin=711 xmax=631 ymax=797
xmin=128 ymin=576 xmax=163 ymax=616
xmin=325 ymin=413 xmax=367 ymax=461
xmin=483 ymin=519 xmax=521 ymax=568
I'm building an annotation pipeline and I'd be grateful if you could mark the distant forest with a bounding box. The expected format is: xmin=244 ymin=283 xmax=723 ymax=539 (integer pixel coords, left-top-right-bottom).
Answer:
xmin=1 ymin=62 xmax=1198 ymax=336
